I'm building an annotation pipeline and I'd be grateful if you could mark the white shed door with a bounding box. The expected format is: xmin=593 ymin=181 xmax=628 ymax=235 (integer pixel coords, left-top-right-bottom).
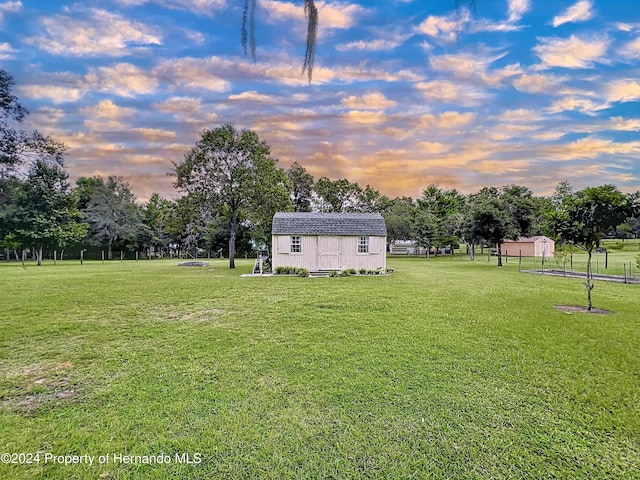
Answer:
xmin=318 ymin=236 xmax=341 ymax=270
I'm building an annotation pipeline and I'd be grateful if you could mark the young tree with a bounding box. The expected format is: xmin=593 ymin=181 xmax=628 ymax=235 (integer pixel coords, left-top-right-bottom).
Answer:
xmin=414 ymin=185 xmax=465 ymax=256
xmin=174 ymin=124 xmax=289 ymax=268
xmin=547 ymin=184 xmax=635 ymax=311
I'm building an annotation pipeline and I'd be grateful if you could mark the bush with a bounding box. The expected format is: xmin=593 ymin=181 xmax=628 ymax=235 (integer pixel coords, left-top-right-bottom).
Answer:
xmin=328 ymin=270 xmax=340 ymax=277
xmin=636 ymin=253 xmax=640 ymax=270
xmin=344 ymin=268 xmax=357 ymax=275
xmin=359 ymin=268 xmax=367 ymax=275
xmin=296 ymin=268 xmax=309 ymax=277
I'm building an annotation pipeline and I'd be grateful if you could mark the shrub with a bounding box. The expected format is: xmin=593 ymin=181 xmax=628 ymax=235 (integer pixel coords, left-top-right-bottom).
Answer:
xmin=296 ymin=268 xmax=309 ymax=277
xmin=636 ymin=253 xmax=640 ymax=270
xmin=328 ymin=270 xmax=340 ymax=277
xmin=359 ymin=268 xmax=367 ymax=275
xmin=344 ymin=268 xmax=357 ymax=275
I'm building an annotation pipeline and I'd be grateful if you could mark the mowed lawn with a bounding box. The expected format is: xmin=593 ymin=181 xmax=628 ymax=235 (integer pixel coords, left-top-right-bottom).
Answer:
xmin=0 ymin=257 xmax=638 ymax=479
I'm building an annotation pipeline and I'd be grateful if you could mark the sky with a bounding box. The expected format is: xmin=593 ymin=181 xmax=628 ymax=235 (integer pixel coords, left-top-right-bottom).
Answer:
xmin=1 ymin=0 xmax=639 ymax=202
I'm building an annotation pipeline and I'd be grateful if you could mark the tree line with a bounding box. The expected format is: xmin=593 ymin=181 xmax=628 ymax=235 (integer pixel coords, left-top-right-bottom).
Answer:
xmin=2 ymin=69 xmax=639 ymax=273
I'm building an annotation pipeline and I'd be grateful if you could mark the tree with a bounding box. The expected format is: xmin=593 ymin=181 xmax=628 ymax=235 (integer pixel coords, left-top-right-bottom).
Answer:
xmin=383 ymin=196 xmax=415 ymax=245
xmin=287 ymin=161 xmax=314 ymax=212
xmin=1 ymin=69 xmax=65 ymax=179
xmin=81 ymin=176 xmax=143 ymax=260
xmin=174 ymin=124 xmax=289 ymax=268
xmin=312 ymin=177 xmax=362 ymax=212
xmin=414 ymin=185 xmax=465 ymax=256
xmin=465 ymin=186 xmax=535 ymax=266
xmin=547 ymin=184 xmax=635 ymax=311
xmin=14 ymin=160 xmax=87 ymax=265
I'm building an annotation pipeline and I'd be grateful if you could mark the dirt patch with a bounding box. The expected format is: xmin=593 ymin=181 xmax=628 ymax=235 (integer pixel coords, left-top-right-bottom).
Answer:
xmin=555 ymin=305 xmax=612 ymax=315
xmin=1 ymin=362 xmax=77 ymax=413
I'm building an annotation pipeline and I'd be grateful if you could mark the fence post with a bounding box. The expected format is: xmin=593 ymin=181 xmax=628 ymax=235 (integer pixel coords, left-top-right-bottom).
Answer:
xmin=80 ymin=250 xmax=84 ymax=265
xmin=518 ymin=250 xmax=522 ymax=271
xmin=570 ymin=252 xmax=573 ymax=272
xmin=605 ymin=251 xmax=608 ymax=269
xmin=542 ymin=252 xmax=545 ymax=273
xmin=120 ymin=251 xmax=124 ymax=263
xmin=624 ymin=263 xmax=627 ymax=284
xmin=102 ymin=250 xmax=104 ymax=264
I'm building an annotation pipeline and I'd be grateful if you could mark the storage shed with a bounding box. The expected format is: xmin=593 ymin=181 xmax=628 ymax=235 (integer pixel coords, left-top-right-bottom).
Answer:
xmin=501 ymin=236 xmax=555 ymax=257
xmin=271 ymin=212 xmax=387 ymax=273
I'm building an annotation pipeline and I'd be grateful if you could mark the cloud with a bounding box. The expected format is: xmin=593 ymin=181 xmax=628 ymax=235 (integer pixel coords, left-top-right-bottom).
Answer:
xmin=508 ymin=0 xmax=531 ymax=23
xmin=418 ymin=111 xmax=477 ymax=130
xmin=228 ymin=91 xmax=276 ymax=102
xmin=546 ymin=96 xmax=608 ymax=116
xmin=0 ymin=1 xmax=21 ymax=23
xmin=513 ymin=73 xmax=564 ymax=93
xmin=85 ymin=63 xmax=159 ymax=97
xmin=0 ymin=41 xmax=17 ymax=59
xmin=341 ymin=92 xmax=396 ymax=109
xmin=605 ymin=80 xmax=640 ymax=103
xmin=17 ymin=84 xmax=84 ymax=103
xmin=114 ymin=0 xmax=226 ymax=15
xmin=416 ymin=80 xmax=490 ymax=106
xmin=533 ymin=35 xmax=610 ymax=69
xmin=81 ymin=100 xmax=136 ymax=121
xmin=619 ymin=37 xmax=640 ymax=60
xmin=335 ymin=38 xmax=404 ymax=52
xmin=25 ymin=8 xmax=161 ymax=57
xmin=262 ymin=0 xmax=363 ymax=30
xmin=415 ymin=9 xmax=470 ymax=43
xmin=153 ymin=57 xmax=230 ymax=92
xmin=342 ymin=110 xmax=387 ymax=125
xmin=552 ymin=0 xmax=594 ymax=28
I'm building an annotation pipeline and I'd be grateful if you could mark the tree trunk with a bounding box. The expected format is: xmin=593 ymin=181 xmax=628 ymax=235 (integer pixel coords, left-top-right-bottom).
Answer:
xmin=497 ymin=243 xmax=503 ymax=267
xmin=586 ymin=250 xmax=594 ymax=311
xmin=108 ymin=242 xmax=113 ymax=260
xmin=229 ymin=208 xmax=238 ymax=269
xmin=37 ymin=245 xmax=43 ymax=266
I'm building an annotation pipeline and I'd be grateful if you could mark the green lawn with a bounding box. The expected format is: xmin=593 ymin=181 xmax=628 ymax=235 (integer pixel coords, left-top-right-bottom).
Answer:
xmin=1 ymin=257 xmax=638 ymax=479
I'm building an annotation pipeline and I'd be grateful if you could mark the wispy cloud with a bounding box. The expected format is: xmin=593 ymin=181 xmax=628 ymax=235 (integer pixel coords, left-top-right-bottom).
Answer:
xmin=508 ymin=0 xmax=531 ymax=23
xmin=552 ymin=0 xmax=594 ymax=28
xmin=25 ymin=8 xmax=161 ymax=57
xmin=533 ymin=34 xmax=610 ymax=69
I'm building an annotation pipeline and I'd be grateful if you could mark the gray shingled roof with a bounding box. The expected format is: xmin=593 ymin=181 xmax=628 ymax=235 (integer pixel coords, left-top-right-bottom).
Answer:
xmin=272 ymin=212 xmax=387 ymax=236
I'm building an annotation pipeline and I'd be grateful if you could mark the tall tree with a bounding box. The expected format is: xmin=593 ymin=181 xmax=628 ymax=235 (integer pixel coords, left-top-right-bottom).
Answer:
xmin=312 ymin=177 xmax=362 ymax=212
xmin=14 ymin=160 xmax=87 ymax=265
xmin=547 ymin=184 xmax=635 ymax=311
xmin=82 ymin=176 xmax=143 ymax=260
xmin=414 ymin=185 xmax=465 ymax=256
xmin=174 ymin=124 xmax=289 ymax=268
xmin=287 ymin=161 xmax=314 ymax=212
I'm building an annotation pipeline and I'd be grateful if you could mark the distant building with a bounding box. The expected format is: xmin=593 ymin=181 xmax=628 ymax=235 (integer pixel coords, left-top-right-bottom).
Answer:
xmin=271 ymin=212 xmax=387 ymax=272
xmin=501 ymin=236 xmax=555 ymax=257
xmin=389 ymin=240 xmax=426 ymax=255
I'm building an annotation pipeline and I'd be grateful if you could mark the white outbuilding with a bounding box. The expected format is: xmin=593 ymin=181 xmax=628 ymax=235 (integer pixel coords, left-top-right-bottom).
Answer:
xmin=271 ymin=212 xmax=387 ymax=273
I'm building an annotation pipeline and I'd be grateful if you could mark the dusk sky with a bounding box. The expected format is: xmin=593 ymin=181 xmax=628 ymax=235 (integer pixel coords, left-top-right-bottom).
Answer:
xmin=2 ymin=0 xmax=639 ymax=202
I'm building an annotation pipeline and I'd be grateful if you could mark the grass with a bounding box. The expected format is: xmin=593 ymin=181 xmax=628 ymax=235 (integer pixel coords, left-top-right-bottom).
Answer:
xmin=1 ymin=257 xmax=639 ymax=479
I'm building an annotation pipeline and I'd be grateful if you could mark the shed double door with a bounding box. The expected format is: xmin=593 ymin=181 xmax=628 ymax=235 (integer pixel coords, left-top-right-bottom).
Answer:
xmin=318 ymin=236 xmax=341 ymax=270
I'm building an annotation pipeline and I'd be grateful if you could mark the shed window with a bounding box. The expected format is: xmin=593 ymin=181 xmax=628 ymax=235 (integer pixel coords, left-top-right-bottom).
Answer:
xmin=290 ymin=236 xmax=301 ymax=253
xmin=358 ymin=236 xmax=369 ymax=253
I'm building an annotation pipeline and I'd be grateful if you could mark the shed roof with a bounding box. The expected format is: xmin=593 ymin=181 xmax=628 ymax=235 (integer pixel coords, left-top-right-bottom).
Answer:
xmin=272 ymin=212 xmax=387 ymax=236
